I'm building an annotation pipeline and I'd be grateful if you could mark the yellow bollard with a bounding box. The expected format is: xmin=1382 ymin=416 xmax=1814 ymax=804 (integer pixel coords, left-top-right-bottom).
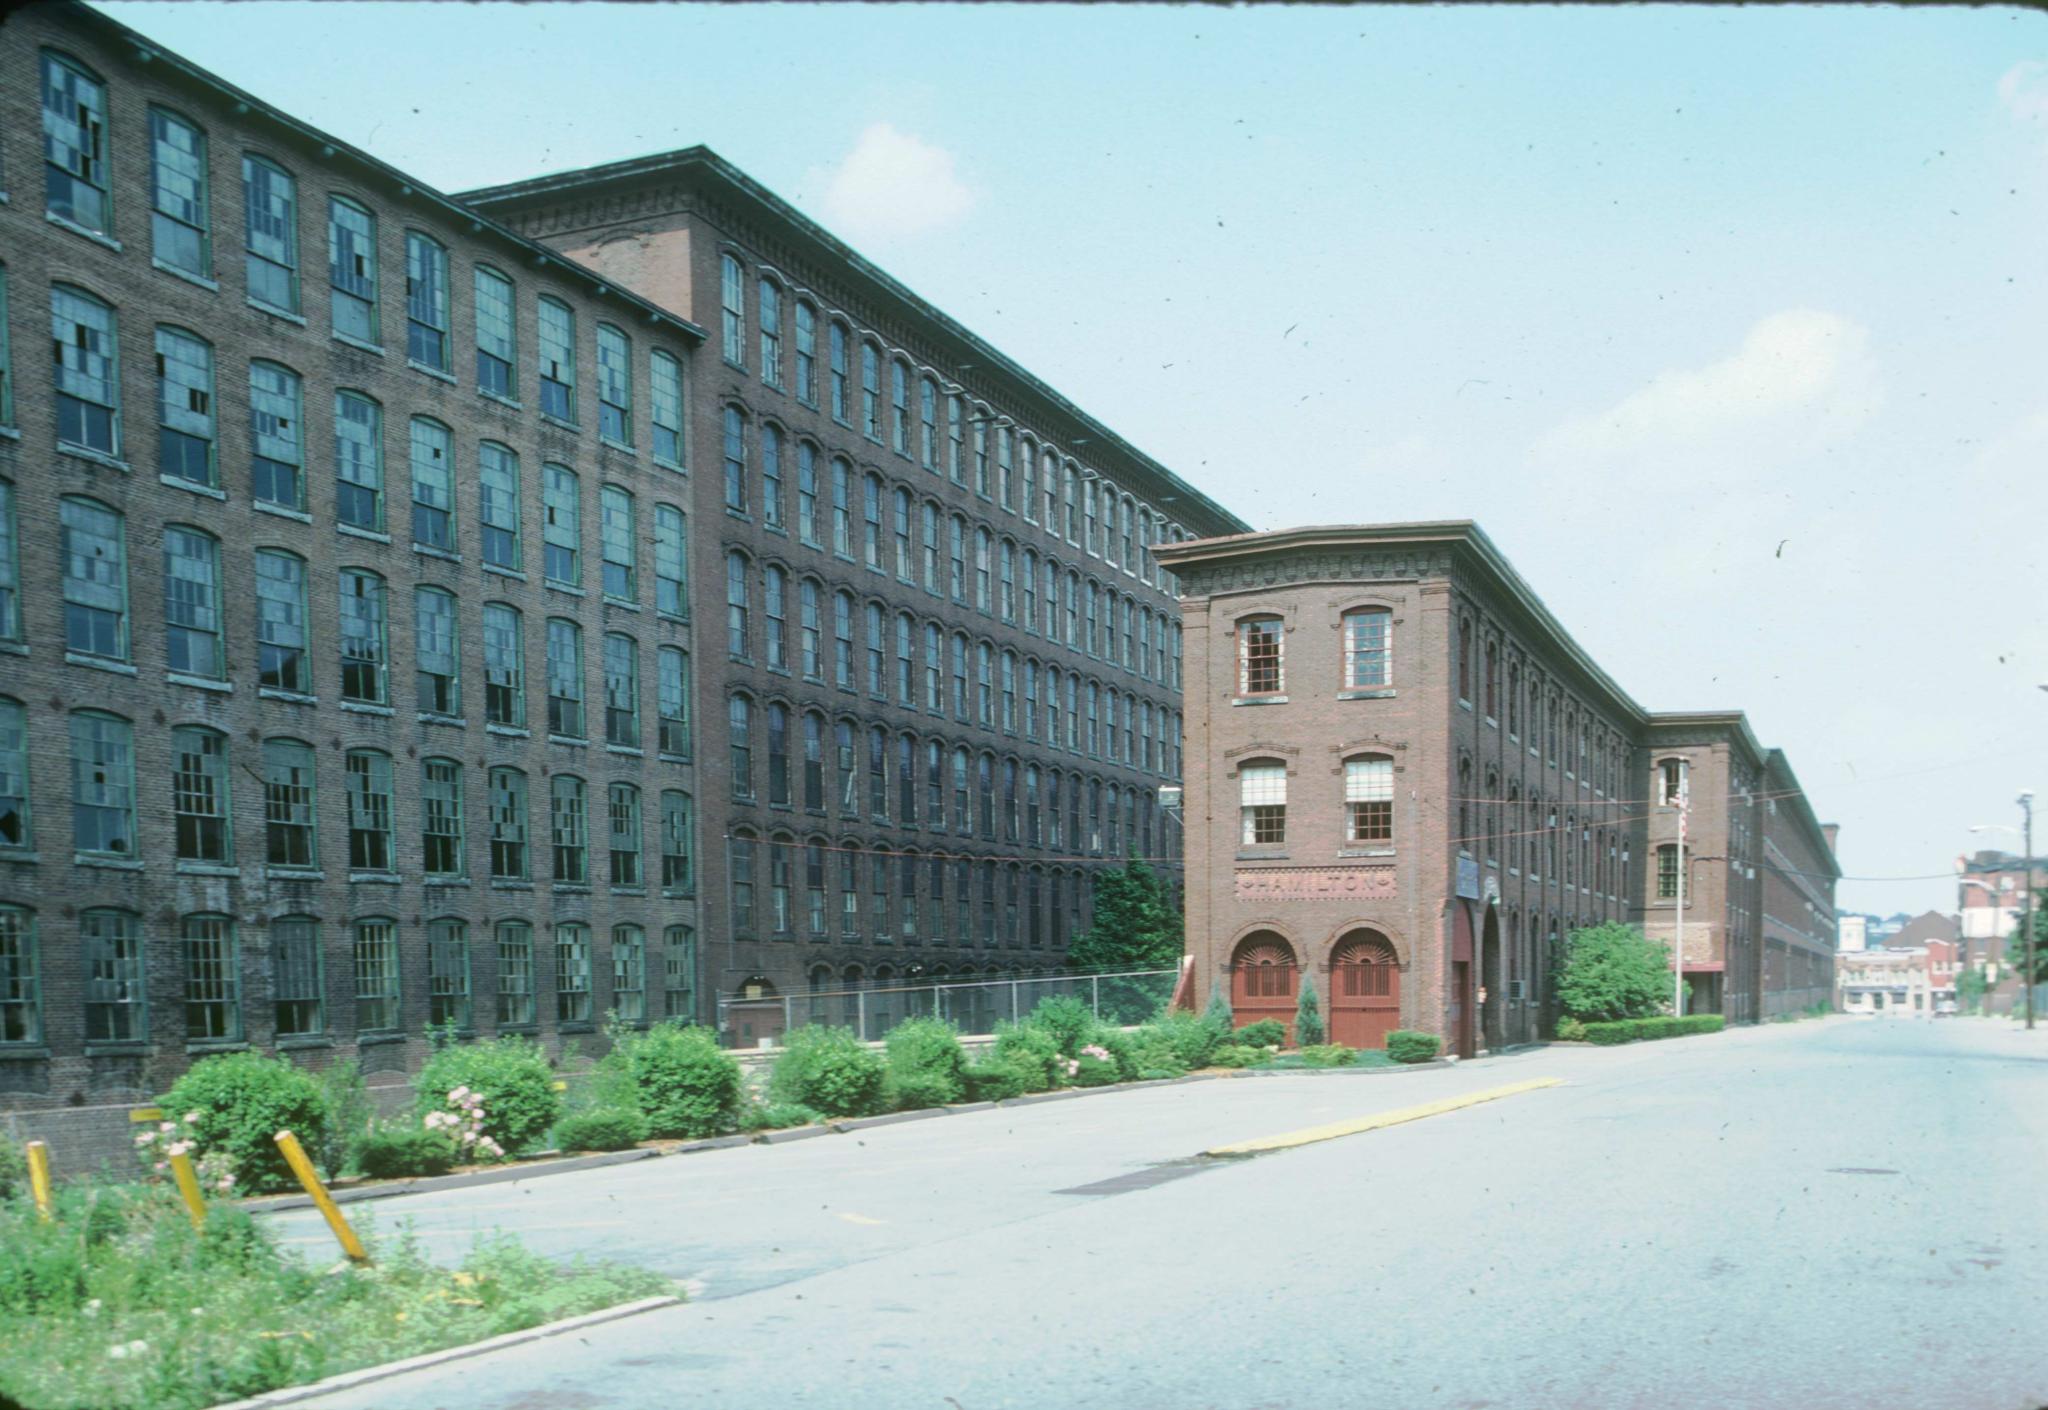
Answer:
xmin=167 ymin=1150 xmax=208 ymax=1230
xmin=24 ymin=1140 xmax=53 ymax=1222
xmin=273 ymin=1129 xmax=369 ymax=1264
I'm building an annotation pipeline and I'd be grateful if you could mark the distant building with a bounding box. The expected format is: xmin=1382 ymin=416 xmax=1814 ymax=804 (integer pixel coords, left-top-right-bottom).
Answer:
xmin=1838 ymin=915 xmax=1870 ymax=953
xmin=1838 ymin=935 xmax=1958 ymax=1017
xmin=1156 ymin=522 xmax=1840 ymax=1057
xmin=1955 ymin=850 xmax=2043 ymax=976
xmin=1880 ymin=911 xmax=1959 ymax=952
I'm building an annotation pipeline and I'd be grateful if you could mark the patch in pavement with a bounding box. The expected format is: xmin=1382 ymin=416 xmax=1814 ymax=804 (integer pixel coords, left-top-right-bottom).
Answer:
xmin=1826 ymin=1167 xmax=1899 ymax=1176
xmin=1055 ymin=1159 xmax=1217 ymax=1197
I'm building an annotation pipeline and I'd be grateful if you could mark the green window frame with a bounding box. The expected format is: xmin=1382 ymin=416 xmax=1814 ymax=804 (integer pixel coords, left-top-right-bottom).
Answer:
xmin=242 ymin=154 xmax=300 ymax=313
xmin=272 ymin=915 xmax=323 ymax=1037
xmin=0 ymin=905 xmax=40 ymax=1045
xmin=183 ymin=913 xmax=241 ymax=1043
xmin=405 ymin=231 xmax=450 ymax=371
xmin=149 ymin=107 xmax=211 ymax=277
xmin=409 ymin=416 xmax=456 ymax=551
xmin=352 ymin=917 xmax=399 ymax=1033
xmin=597 ymin=323 xmax=633 ymax=446
xmin=328 ymin=197 xmax=378 ymax=343
xmin=475 ymin=266 xmax=516 ymax=399
xmin=83 ymin=908 xmax=146 ymax=1042
xmin=650 ymin=350 xmax=685 ymax=466
xmin=43 ymin=50 xmax=110 ymax=234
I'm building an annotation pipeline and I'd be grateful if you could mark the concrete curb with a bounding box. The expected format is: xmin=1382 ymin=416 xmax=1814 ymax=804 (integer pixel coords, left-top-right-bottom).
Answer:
xmin=205 ymin=1294 xmax=682 ymax=1408
xmin=755 ymin=1124 xmax=832 ymax=1145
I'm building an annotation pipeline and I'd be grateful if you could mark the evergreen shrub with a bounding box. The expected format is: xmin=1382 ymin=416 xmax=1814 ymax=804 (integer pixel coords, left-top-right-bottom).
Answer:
xmin=1385 ymin=1030 xmax=1443 ymax=1064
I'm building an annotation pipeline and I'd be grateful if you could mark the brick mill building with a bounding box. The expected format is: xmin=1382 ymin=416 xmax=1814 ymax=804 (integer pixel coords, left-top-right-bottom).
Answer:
xmin=0 ymin=0 xmax=1244 ymax=1128
xmin=1155 ymin=523 xmax=1839 ymax=1057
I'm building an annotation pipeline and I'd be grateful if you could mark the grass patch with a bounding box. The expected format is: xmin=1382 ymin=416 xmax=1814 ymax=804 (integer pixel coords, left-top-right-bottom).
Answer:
xmin=0 ymin=1182 xmax=673 ymax=1410
xmin=1267 ymin=1049 xmax=1397 ymax=1071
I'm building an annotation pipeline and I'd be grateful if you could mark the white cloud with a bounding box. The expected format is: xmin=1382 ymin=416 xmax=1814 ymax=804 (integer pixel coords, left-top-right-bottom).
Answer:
xmin=1997 ymin=60 xmax=2048 ymax=125
xmin=809 ymin=123 xmax=974 ymax=243
xmin=1539 ymin=308 xmax=1878 ymax=463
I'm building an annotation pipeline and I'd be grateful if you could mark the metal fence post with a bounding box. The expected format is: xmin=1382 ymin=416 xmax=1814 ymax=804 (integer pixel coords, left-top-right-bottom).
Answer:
xmin=1092 ymin=974 xmax=1101 ymax=1018
xmin=858 ymin=989 xmax=867 ymax=1042
xmin=1010 ymin=979 xmax=1020 ymax=1024
xmin=784 ymin=994 xmax=794 ymax=1038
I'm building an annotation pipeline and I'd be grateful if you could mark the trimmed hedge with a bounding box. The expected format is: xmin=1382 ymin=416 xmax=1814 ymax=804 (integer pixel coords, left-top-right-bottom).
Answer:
xmin=553 ymin=1107 xmax=650 ymax=1152
xmin=962 ymin=1059 xmax=1031 ymax=1102
xmin=1385 ymin=1030 xmax=1442 ymax=1064
xmin=1580 ymin=1014 xmax=1726 ymax=1045
xmin=357 ymin=1124 xmax=458 ymax=1179
xmin=1231 ymin=1019 xmax=1287 ymax=1049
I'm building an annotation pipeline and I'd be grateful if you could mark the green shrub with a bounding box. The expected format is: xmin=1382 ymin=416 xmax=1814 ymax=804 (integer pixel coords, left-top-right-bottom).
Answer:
xmin=1580 ymin=1014 xmax=1725 ymax=1045
xmin=1386 ymin=1030 xmax=1442 ymax=1064
xmin=414 ymin=1037 xmax=560 ymax=1159
xmin=1556 ymin=1016 xmax=1588 ymax=1042
xmin=1126 ymin=1026 xmax=1191 ymax=1080
xmin=162 ymin=1052 xmax=332 ymax=1194
xmin=1023 ymin=994 xmax=1099 ymax=1055
xmin=0 ymin=1135 xmax=25 ymax=1203
xmin=617 ymin=1024 xmax=743 ymax=1139
xmin=767 ymin=1027 xmax=888 ymax=1118
xmin=1232 ymin=1018 xmax=1287 ymax=1049
xmin=552 ymin=1108 xmax=649 ymax=1153
xmin=357 ymin=1124 xmax=459 ymax=1180
xmin=1294 ymin=976 xmax=1326 ymax=1047
xmin=992 ymin=1022 xmax=1065 ymax=1091
xmin=1207 ymin=1044 xmax=1266 ymax=1069
xmin=1069 ymin=1041 xmax=1123 ymax=1087
xmin=883 ymin=1018 xmax=969 ymax=1110
xmin=310 ymin=1059 xmax=374 ymax=1180
xmin=1147 ymin=1010 xmax=1226 ymax=1071
xmin=1557 ymin=922 xmax=1671 ymax=1022
xmin=961 ymin=1059 xmax=1030 ymax=1102
xmin=1297 ymin=1043 xmax=1358 ymax=1068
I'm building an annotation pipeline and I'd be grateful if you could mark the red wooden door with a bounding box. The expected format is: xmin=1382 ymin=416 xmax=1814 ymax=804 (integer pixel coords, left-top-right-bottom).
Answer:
xmin=1330 ymin=934 xmax=1400 ymax=1051
xmin=1230 ymin=937 xmax=1297 ymax=1039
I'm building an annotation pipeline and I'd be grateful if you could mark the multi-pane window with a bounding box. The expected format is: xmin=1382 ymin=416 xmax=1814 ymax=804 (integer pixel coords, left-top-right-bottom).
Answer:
xmin=482 ymin=602 xmax=525 ymax=727
xmin=728 ymin=695 xmax=754 ymax=801
xmin=1656 ymin=844 xmax=1680 ymax=900
xmin=722 ymin=406 xmax=748 ymax=514
xmin=597 ymin=324 xmax=632 ymax=444
xmin=890 ymin=359 xmax=910 ymax=454
xmin=328 ymin=198 xmax=378 ymax=343
xmin=654 ymin=505 xmax=688 ymax=618
xmin=861 ymin=341 xmax=882 ymax=440
xmin=541 ymin=463 xmax=580 ymax=585
xmin=834 ymin=592 xmax=855 ymax=688
xmin=604 ymin=633 xmax=640 ymax=748
xmin=865 ymin=603 xmax=887 ymax=697
xmin=1345 ymin=756 xmax=1394 ymax=845
xmin=242 ymin=155 xmax=299 ymax=312
xmin=551 ymin=774 xmax=590 ymax=884
xmin=546 ymin=618 xmax=585 ymax=738
xmin=262 ymin=737 xmax=317 ymax=868
xmin=272 ymin=915 xmax=323 ymax=1037
xmin=409 ymin=417 xmax=456 ymax=550
xmin=344 ymin=749 xmax=394 ymax=871
xmin=1239 ymin=617 xmax=1284 ymax=696
xmin=406 ymin=232 xmax=451 ymax=370
xmin=651 ymin=350 xmax=685 ymax=465
xmin=0 ymin=482 xmax=15 ymax=646
xmin=613 ymin=925 xmax=647 ymax=1023
xmin=170 ymin=726 xmax=232 ymax=863
xmin=1239 ymin=763 xmax=1287 ymax=846
xmin=184 ymin=914 xmax=241 ymax=1042
xmin=479 ymin=442 xmax=521 ymax=570
xmin=352 ymin=918 xmax=399 ymax=1032
xmin=334 ymin=391 xmax=383 ymax=530
xmin=474 ymin=266 xmax=516 ymax=397
xmin=761 ymin=424 xmax=785 ymax=529
xmin=338 ymin=569 xmax=388 ymax=704
xmin=61 ymin=497 xmax=127 ymax=660
xmin=758 ymin=279 xmax=783 ymax=386
xmin=415 ymin=587 xmax=461 ymax=715
xmin=829 ymin=321 xmax=852 ymax=421
xmin=599 ymin=485 xmax=636 ymax=601
xmin=421 ymin=757 xmax=465 ymax=876
xmin=428 ymin=919 xmax=471 ymax=1029
xmin=0 ymin=905 xmax=37 ymax=1045
xmin=764 ymin=566 xmax=788 ymax=670
xmin=731 ymin=832 xmax=758 ymax=933
xmin=163 ymin=525 xmax=223 ymax=678
xmin=52 ymin=286 xmax=120 ymax=456
xmin=0 ymin=699 xmax=28 ymax=852
xmin=496 ymin=921 xmax=536 ymax=1027
xmin=556 ymin=923 xmax=593 ymax=1024
xmin=609 ymin=783 xmax=643 ymax=886
xmin=83 ymin=909 xmax=146 ymax=1042
xmin=43 ymin=52 xmax=111 ymax=233
xmin=949 ymin=396 xmax=966 ymax=482
xmin=726 ymin=552 xmax=751 ymax=658
xmin=250 ymin=361 xmax=304 ymax=510
xmin=155 ymin=327 xmax=215 ymax=485
xmin=539 ymin=297 xmax=577 ymax=421
xmin=830 ymin=460 xmax=855 ymax=556
xmin=664 ymin=925 xmax=696 ymax=1019
xmin=658 ymin=646 xmax=691 ymax=757
xmin=487 ymin=766 xmax=528 ymax=879
xmin=661 ymin=790 xmax=694 ymax=891
xmin=1660 ymin=758 xmax=1687 ymax=806
xmin=721 ymin=254 xmax=746 ymax=366
xmin=794 ymin=301 xmax=817 ymax=404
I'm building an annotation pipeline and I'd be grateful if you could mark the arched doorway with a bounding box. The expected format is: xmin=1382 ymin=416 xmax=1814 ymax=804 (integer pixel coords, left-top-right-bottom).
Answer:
xmin=1480 ymin=906 xmax=1503 ymax=1053
xmin=1329 ymin=930 xmax=1401 ymax=1052
xmin=728 ymin=976 xmax=783 ymax=1048
xmin=1229 ymin=932 xmax=1297 ymax=1037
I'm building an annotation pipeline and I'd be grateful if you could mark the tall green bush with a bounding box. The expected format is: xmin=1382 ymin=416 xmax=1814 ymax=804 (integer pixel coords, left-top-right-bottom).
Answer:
xmin=1385 ymin=1030 xmax=1442 ymax=1064
xmin=1063 ymin=859 xmax=1186 ymax=1023
xmin=991 ymin=1022 xmax=1064 ymax=1091
xmin=767 ymin=1027 xmax=888 ymax=1117
xmin=162 ymin=1052 xmax=331 ymax=1194
xmin=1294 ymin=975 xmax=1325 ymax=1047
xmin=883 ymin=1018 xmax=969 ymax=1110
xmin=1556 ymin=922 xmax=1671 ymax=1022
xmin=1233 ymin=1018 xmax=1287 ymax=1049
xmin=1023 ymin=994 xmax=1099 ymax=1056
xmin=615 ymin=1024 xmax=743 ymax=1138
xmin=413 ymin=1038 xmax=560 ymax=1158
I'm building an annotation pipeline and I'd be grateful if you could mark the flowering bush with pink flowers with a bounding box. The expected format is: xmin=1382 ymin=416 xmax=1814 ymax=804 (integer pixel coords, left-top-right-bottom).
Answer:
xmin=161 ymin=1052 xmax=331 ymax=1193
xmin=1070 ymin=1044 xmax=1121 ymax=1088
xmin=422 ymin=1086 xmax=508 ymax=1162
xmin=132 ymin=1112 xmax=239 ymax=1197
xmin=413 ymin=1038 xmax=560 ymax=1158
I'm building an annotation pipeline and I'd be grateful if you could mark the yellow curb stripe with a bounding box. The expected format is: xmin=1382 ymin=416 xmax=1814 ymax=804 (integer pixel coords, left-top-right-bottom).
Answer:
xmin=1203 ymin=1077 xmax=1563 ymax=1157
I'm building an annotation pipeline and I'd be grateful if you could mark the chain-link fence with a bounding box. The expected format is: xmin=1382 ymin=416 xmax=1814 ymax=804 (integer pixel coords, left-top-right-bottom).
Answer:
xmin=720 ymin=968 xmax=1179 ymax=1045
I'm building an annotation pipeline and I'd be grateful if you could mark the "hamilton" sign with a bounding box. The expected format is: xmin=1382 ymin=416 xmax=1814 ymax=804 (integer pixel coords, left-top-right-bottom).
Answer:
xmin=1234 ymin=866 xmax=1397 ymax=901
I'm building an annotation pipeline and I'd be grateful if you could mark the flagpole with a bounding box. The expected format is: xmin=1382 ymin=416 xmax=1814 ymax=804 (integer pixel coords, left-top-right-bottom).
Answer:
xmin=1674 ymin=770 xmax=1687 ymax=1017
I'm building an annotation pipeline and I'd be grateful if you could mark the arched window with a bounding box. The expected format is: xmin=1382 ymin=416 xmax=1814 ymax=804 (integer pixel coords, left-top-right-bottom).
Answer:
xmin=722 ymin=405 xmax=749 ymax=514
xmin=728 ymin=695 xmax=755 ymax=802
xmin=726 ymin=550 xmax=751 ymax=659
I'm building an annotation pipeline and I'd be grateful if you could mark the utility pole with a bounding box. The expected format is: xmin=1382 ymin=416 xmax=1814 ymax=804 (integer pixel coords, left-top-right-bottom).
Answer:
xmin=2022 ymin=790 xmax=2036 ymax=1031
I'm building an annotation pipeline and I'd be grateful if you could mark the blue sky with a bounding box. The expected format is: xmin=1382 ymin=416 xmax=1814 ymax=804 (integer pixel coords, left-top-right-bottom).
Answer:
xmin=97 ymin=2 xmax=2048 ymax=917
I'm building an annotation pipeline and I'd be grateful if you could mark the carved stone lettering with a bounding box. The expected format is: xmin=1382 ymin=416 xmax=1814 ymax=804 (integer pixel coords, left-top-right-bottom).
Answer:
xmin=1233 ymin=865 xmax=1397 ymax=901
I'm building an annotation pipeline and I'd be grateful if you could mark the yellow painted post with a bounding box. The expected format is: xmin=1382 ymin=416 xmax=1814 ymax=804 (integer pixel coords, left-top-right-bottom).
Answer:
xmin=24 ymin=1140 xmax=53 ymax=1222
xmin=273 ymin=1130 xmax=369 ymax=1263
xmin=167 ymin=1150 xmax=207 ymax=1230
xmin=127 ymin=1107 xmax=164 ymax=1125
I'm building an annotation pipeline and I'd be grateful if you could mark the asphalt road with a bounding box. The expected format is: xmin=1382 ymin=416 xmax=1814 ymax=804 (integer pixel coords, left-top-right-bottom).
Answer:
xmin=270 ymin=1018 xmax=2048 ymax=1410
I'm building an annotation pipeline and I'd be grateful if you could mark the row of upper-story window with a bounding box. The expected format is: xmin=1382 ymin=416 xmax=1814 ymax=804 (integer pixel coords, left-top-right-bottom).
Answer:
xmin=0 ymin=905 xmax=696 ymax=1047
xmin=0 ymin=698 xmax=698 ymax=894
xmin=6 ymin=271 xmax=686 ymax=545
xmin=16 ymin=494 xmax=696 ymax=751
xmin=723 ymin=833 xmax=1118 ymax=948
xmin=721 ymin=608 xmax=1185 ymax=780
xmin=722 ymin=701 xmax=1178 ymax=855
xmin=714 ymin=251 xmax=1187 ymax=589
xmin=18 ymin=51 xmax=692 ymax=453
xmin=1230 ymin=607 xmax=1631 ymax=796
xmin=1235 ymin=754 xmax=1631 ymax=900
